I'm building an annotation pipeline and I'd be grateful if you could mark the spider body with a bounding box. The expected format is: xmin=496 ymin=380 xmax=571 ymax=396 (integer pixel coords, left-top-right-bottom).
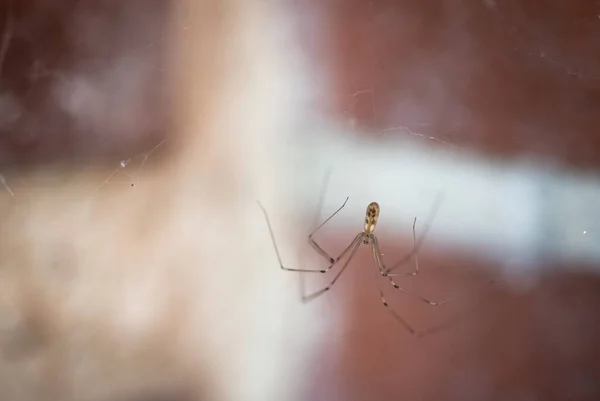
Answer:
xmin=363 ymin=201 xmax=380 ymax=236
xmin=257 ymin=195 xmax=451 ymax=335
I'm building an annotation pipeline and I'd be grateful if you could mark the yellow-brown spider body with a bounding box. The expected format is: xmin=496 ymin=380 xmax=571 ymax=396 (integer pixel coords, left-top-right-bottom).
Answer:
xmin=363 ymin=202 xmax=380 ymax=234
xmin=259 ymin=194 xmax=449 ymax=335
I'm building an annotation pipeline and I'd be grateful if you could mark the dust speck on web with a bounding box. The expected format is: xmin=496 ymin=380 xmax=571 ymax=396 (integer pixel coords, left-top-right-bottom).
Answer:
xmin=0 ymin=3 xmax=177 ymax=201
xmin=88 ymin=139 xmax=167 ymax=192
xmin=0 ymin=138 xmax=167 ymax=201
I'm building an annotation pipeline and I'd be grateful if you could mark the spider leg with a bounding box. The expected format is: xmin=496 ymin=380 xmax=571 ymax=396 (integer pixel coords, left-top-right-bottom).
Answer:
xmin=381 ymin=276 xmax=497 ymax=337
xmin=375 ymin=220 xmax=420 ymax=277
xmin=257 ymin=198 xmax=348 ymax=273
xmin=308 ymin=197 xmax=349 ymax=264
xmin=378 ymin=289 xmax=418 ymax=335
xmin=386 ymin=276 xmax=455 ymax=306
xmin=367 ymin=249 xmax=418 ymax=335
xmin=383 ymin=192 xmax=444 ymax=275
xmin=371 ymin=242 xmax=454 ymax=306
xmin=370 ymin=245 xmax=455 ymax=336
xmin=378 ymin=288 xmax=459 ymax=338
xmin=302 ymin=235 xmax=363 ymax=303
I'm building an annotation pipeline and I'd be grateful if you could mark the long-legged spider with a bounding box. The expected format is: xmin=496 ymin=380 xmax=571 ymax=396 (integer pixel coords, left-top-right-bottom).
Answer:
xmin=257 ymin=195 xmax=454 ymax=335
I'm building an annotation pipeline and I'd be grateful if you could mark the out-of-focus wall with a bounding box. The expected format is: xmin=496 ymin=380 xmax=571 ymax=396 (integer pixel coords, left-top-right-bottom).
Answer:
xmin=0 ymin=2 xmax=326 ymax=401
xmin=0 ymin=1 xmax=599 ymax=401
xmin=287 ymin=1 xmax=600 ymax=400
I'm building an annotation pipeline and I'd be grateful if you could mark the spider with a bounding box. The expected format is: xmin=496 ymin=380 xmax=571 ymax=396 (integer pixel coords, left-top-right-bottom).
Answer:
xmin=257 ymin=195 xmax=454 ymax=335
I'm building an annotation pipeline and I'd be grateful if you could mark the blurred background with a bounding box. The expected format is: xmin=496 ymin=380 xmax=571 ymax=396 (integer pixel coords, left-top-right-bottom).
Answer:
xmin=1 ymin=0 xmax=599 ymax=400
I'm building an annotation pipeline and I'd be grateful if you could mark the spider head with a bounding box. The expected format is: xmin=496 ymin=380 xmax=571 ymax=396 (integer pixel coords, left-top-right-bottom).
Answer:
xmin=364 ymin=202 xmax=380 ymax=234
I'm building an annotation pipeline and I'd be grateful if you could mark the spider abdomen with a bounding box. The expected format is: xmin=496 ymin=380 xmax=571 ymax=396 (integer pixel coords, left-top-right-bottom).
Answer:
xmin=364 ymin=202 xmax=380 ymax=234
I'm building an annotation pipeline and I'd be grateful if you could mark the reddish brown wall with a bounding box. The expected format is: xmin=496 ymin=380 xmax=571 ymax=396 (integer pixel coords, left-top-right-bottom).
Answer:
xmin=1 ymin=1 xmax=599 ymax=400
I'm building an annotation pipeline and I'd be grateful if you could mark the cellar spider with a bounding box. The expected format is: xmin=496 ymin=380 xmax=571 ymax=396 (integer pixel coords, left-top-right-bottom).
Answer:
xmin=257 ymin=195 xmax=454 ymax=335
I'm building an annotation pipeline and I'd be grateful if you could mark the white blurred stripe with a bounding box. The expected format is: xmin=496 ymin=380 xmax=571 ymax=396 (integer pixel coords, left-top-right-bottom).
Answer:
xmin=285 ymin=122 xmax=600 ymax=272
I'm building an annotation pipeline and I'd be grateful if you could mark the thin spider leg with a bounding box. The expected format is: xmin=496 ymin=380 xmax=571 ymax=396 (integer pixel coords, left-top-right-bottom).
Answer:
xmin=379 ymin=280 xmax=495 ymax=338
xmin=378 ymin=289 xmax=418 ymax=335
xmin=369 ymin=262 xmax=418 ymax=334
xmin=383 ymin=217 xmax=426 ymax=275
xmin=400 ymin=278 xmax=497 ymax=338
xmin=370 ymin=242 xmax=454 ymax=306
xmin=378 ymin=286 xmax=463 ymax=338
xmin=258 ymin=201 xmax=329 ymax=272
xmin=386 ymin=276 xmax=455 ymax=306
xmin=258 ymin=201 xmax=350 ymax=273
xmin=308 ymin=197 xmax=349 ymax=263
xmin=384 ymin=192 xmax=444 ymax=274
xmin=375 ymin=221 xmax=420 ymax=277
xmin=302 ymin=235 xmax=363 ymax=303
xmin=300 ymin=168 xmax=335 ymax=298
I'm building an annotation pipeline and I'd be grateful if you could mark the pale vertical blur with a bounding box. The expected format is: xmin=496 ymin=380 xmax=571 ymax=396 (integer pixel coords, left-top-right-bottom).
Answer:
xmin=0 ymin=1 xmax=332 ymax=401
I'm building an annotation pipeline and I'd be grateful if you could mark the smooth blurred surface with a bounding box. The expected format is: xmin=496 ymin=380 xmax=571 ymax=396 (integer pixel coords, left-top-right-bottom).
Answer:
xmin=297 ymin=234 xmax=600 ymax=401
xmin=319 ymin=0 xmax=600 ymax=169
xmin=1 ymin=1 xmax=318 ymax=400
xmin=293 ymin=1 xmax=600 ymax=399
xmin=0 ymin=0 xmax=167 ymax=166
xmin=0 ymin=1 xmax=599 ymax=401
